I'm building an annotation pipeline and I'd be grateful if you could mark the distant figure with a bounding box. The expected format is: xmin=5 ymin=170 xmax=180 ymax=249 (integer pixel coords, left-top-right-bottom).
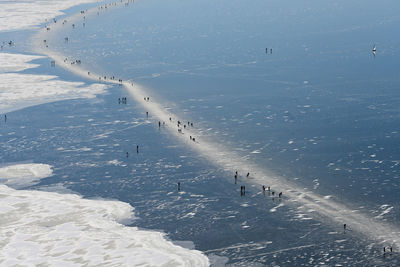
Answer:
xmin=158 ymin=121 xmax=161 ymax=128
xmin=279 ymin=192 xmax=282 ymax=198
xmin=147 ymin=97 xmax=149 ymax=101
xmin=118 ymin=98 xmax=121 ymax=104
xmin=235 ymin=171 xmax=238 ymax=176
xmin=270 ymin=48 xmax=272 ymax=54
xmin=246 ymin=172 xmax=250 ymax=178
xmin=178 ymin=182 xmax=181 ymax=191
xmin=146 ymin=111 xmax=148 ymax=117
xmin=190 ymin=136 xmax=192 ymax=140
xmin=390 ymin=246 xmax=393 ymax=255
xmin=136 ymin=145 xmax=139 ymax=153
xmin=271 ymin=191 xmax=275 ymax=196
xmin=262 ymin=185 xmax=266 ymax=192
xmin=126 ymin=152 xmax=129 ymax=158
xmin=191 ymin=122 xmax=193 ymax=127
xmin=4 ymin=114 xmax=7 ymax=122
xmin=240 ymin=185 xmax=246 ymax=196
xmin=384 ymin=247 xmax=386 ymax=255
xmin=192 ymin=137 xmax=196 ymax=142
xmin=234 ymin=174 xmax=237 ymax=184
xmin=169 ymin=117 xmax=172 ymax=121
xmin=343 ymin=224 xmax=346 ymax=233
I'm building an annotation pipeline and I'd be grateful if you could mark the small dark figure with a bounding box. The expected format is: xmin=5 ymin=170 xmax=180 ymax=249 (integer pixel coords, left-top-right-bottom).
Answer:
xmin=126 ymin=152 xmax=129 ymax=158
xmin=266 ymin=48 xmax=268 ymax=54
xmin=262 ymin=185 xmax=266 ymax=192
xmin=390 ymin=247 xmax=393 ymax=255
xmin=178 ymin=182 xmax=181 ymax=191
xmin=270 ymin=48 xmax=272 ymax=54
xmin=235 ymin=171 xmax=238 ymax=175
xmin=190 ymin=136 xmax=192 ymax=140
xmin=118 ymin=98 xmax=121 ymax=104
xmin=191 ymin=123 xmax=193 ymax=127
xmin=146 ymin=111 xmax=148 ymax=117
xmin=192 ymin=137 xmax=195 ymax=142
xmin=158 ymin=121 xmax=161 ymax=128
xmin=344 ymin=224 xmax=346 ymax=230
xmin=147 ymin=97 xmax=149 ymax=101
xmin=268 ymin=186 xmax=270 ymax=191
xmin=136 ymin=145 xmax=139 ymax=153
xmin=279 ymin=192 xmax=282 ymax=198
xmin=246 ymin=172 xmax=250 ymax=178
xmin=271 ymin=191 xmax=275 ymax=196
xmin=384 ymin=247 xmax=386 ymax=256
xmin=169 ymin=117 xmax=172 ymax=121
xmin=234 ymin=175 xmax=237 ymax=184
xmin=4 ymin=114 xmax=7 ymax=123
xmin=184 ymin=125 xmax=186 ymax=129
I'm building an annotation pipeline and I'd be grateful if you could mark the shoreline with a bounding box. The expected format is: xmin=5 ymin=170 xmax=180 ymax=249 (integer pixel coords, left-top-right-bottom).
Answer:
xmin=29 ymin=0 xmax=400 ymax=251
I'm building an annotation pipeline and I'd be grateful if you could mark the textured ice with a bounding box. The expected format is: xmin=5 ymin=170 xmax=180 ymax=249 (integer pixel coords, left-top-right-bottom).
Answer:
xmin=0 ymin=185 xmax=209 ymax=266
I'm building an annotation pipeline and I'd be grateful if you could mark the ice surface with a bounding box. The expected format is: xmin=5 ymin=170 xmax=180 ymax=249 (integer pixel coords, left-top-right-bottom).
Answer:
xmin=0 ymin=184 xmax=209 ymax=266
xmin=0 ymin=163 xmax=53 ymax=188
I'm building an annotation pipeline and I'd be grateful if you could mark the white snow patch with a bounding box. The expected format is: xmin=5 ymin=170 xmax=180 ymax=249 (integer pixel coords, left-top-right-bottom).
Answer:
xmin=0 ymin=53 xmax=43 ymax=72
xmin=0 ymin=163 xmax=53 ymax=188
xmin=0 ymin=185 xmax=209 ymax=266
xmin=0 ymin=0 xmax=101 ymax=32
xmin=0 ymin=53 xmax=108 ymax=113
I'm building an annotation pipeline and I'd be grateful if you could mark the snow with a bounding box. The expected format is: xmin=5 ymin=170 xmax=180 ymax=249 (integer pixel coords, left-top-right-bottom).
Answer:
xmin=0 ymin=70 xmax=108 ymax=113
xmin=0 ymin=163 xmax=53 ymax=188
xmin=0 ymin=0 xmax=102 ymax=32
xmin=0 ymin=184 xmax=209 ymax=266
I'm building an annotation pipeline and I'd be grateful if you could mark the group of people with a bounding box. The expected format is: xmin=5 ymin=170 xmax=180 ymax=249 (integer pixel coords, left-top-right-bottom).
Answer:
xmin=118 ymin=97 xmax=127 ymax=104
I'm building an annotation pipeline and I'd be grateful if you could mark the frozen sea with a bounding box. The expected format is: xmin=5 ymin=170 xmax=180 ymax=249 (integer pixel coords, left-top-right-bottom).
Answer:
xmin=1 ymin=0 xmax=400 ymax=266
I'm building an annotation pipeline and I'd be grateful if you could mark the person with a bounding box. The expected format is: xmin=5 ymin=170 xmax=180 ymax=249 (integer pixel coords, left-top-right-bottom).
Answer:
xmin=136 ymin=145 xmax=139 ymax=153
xmin=158 ymin=121 xmax=161 ymax=128
xmin=246 ymin=172 xmax=250 ymax=177
xmin=126 ymin=152 xmax=129 ymax=158
xmin=178 ymin=182 xmax=181 ymax=191
xmin=390 ymin=247 xmax=393 ymax=255
xmin=279 ymin=192 xmax=282 ymax=198
xmin=118 ymin=98 xmax=121 ymax=104
xmin=4 ymin=114 xmax=6 ymax=122
xmin=262 ymin=185 xmax=266 ymax=192
xmin=146 ymin=111 xmax=148 ymax=117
